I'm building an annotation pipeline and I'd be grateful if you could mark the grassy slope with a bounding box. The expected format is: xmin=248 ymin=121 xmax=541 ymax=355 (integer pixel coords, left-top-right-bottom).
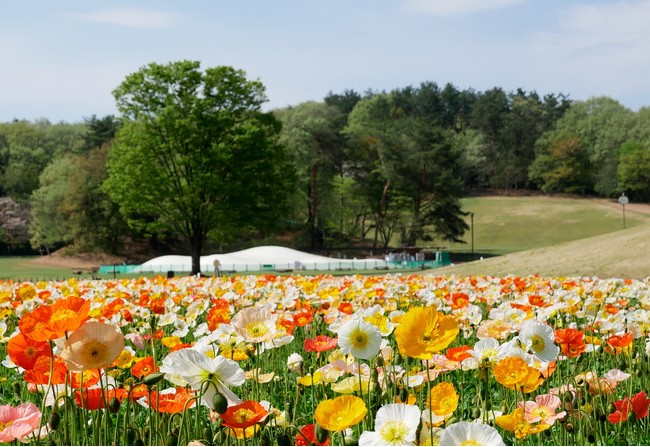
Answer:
xmin=430 ymin=195 xmax=645 ymax=255
xmin=431 ymin=197 xmax=650 ymax=279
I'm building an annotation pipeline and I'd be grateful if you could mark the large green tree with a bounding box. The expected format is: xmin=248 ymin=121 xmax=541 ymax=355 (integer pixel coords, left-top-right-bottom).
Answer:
xmin=104 ymin=61 xmax=293 ymax=274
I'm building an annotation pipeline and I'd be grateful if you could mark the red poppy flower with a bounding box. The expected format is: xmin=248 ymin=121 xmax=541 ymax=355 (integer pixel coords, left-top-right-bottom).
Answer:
xmin=220 ymin=400 xmax=268 ymax=428
xmin=18 ymin=296 xmax=90 ymax=341
xmin=607 ymin=391 xmax=650 ymax=424
xmin=131 ymin=356 xmax=157 ymax=378
xmin=632 ymin=391 xmax=650 ymax=420
xmin=296 ymin=423 xmax=329 ymax=446
xmin=75 ymin=387 xmax=128 ymax=410
xmin=304 ymin=335 xmax=338 ymax=353
xmin=7 ymin=333 xmax=51 ymax=370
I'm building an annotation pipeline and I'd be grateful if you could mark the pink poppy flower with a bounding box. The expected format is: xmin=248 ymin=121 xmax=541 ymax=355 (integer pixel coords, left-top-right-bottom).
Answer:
xmin=0 ymin=403 xmax=44 ymax=442
xmin=518 ymin=394 xmax=566 ymax=425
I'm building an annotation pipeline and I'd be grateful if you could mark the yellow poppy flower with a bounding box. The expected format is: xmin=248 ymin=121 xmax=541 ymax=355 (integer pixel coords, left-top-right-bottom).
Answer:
xmin=314 ymin=395 xmax=367 ymax=431
xmin=394 ymin=307 xmax=459 ymax=360
xmin=495 ymin=408 xmax=550 ymax=440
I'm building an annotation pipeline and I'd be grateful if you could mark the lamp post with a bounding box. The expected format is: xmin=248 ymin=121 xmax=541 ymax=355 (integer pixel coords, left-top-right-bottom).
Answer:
xmin=470 ymin=212 xmax=475 ymax=260
xmin=618 ymin=193 xmax=629 ymax=229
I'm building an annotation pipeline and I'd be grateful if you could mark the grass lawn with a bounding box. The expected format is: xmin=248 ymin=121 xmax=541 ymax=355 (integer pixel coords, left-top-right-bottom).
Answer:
xmin=0 ymin=257 xmax=83 ymax=281
xmin=2 ymin=195 xmax=648 ymax=281
xmin=429 ymin=195 xmax=645 ymax=257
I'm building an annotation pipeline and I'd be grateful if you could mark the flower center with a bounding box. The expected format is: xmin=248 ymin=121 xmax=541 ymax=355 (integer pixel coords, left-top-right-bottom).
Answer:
xmin=379 ymin=420 xmax=409 ymax=443
xmin=50 ymin=309 xmax=77 ymax=323
xmin=531 ymin=335 xmax=546 ymax=352
xmin=459 ymin=440 xmax=481 ymax=446
xmin=352 ymin=329 xmax=368 ymax=348
xmin=246 ymin=322 xmax=269 ymax=337
xmin=233 ymin=408 xmax=256 ymax=424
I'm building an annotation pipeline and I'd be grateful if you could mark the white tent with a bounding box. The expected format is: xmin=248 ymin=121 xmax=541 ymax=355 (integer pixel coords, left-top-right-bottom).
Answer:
xmin=129 ymin=245 xmax=388 ymax=273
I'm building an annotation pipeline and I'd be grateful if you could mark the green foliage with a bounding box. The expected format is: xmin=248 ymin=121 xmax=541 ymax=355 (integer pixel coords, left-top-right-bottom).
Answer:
xmin=105 ymin=61 xmax=294 ymax=273
xmin=617 ymin=142 xmax=650 ymax=201
xmin=528 ymin=135 xmax=592 ymax=193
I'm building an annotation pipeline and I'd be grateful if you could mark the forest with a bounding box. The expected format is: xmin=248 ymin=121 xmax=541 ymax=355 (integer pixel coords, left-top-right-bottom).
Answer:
xmin=1 ymin=71 xmax=649 ymax=260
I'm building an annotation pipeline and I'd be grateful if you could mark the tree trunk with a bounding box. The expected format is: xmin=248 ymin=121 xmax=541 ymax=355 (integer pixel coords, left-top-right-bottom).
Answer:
xmin=190 ymin=229 xmax=204 ymax=275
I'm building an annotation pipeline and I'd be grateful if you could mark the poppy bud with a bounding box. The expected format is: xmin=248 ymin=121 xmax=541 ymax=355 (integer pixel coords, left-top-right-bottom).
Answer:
xmin=202 ymin=427 xmax=212 ymax=440
xmin=565 ymin=422 xmax=574 ymax=432
xmin=399 ymin=388 xmax=408 ymax=403
xmin=588 ymin=434 xmax=596 ymax=443
xmin=12 ymin=381 xmax=21 ymax=395
xmin=108 ymin=397 xmax=121 ymax=414
xmin=374 ymin=356 xmax=384 ymax=368
xmin=48 ymin=411 xmax=61 ymax=431
xmin=276 ymin=431 xmax=291 ymax=446
xmin=316 ymin=424 xmax=329 ymax=444
xmin=166 ymin=433 xmax=178 ymax=446
xmin=126 ymin=428 xmax=138 ymax=444
xmin=619 ymin=360 xmax=627 ymax=371
xmin=472 ymin=407 xmax=482 ymax=419
xmin=143 ymin=372 xmax=166 ymax=386
xmin=213 ymin=392 xmax=228 ymax=414
xmin=345 ymin=435 xmax=359 ymax=445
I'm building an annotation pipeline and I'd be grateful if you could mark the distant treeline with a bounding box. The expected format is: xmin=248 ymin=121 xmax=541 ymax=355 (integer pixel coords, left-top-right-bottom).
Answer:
xmin=1 ymin=81 xmax=649 ymax=256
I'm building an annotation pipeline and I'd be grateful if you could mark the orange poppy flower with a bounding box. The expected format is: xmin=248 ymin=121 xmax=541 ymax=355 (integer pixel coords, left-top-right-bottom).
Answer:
xmin=69 ymin=369 xmax=101 ymax=389
xmin=446 ymin=345 xmax=473 ymax=363
xmin=131 ymin=356 xmax=158 ymax=378
xmin=18 ymin=295 xmax=90 ymax=341
xmin=528 ymin=294 xmax=547 ymax=307
xmin=293 ymin=310 xmax=314 ymax=327
xmin=101 ymin=298 xmax=124 ymax=319
xmin=7 ymin=332 xmax=51 ymax=370
xmin=606 ymin=333 xmax=634 ymax=354
xmin=23 ymin=355 xmax=67 ymax=385
xmin=278 ymin=318 xmax=295 ymax=335
xmin=554 ymin=328 xmax=586 ymax=358
xmin=220 ymin=400 xmax=269 ymax=428
xmin=493 ymin=357 xmax=544 ymax=393
xmin=207 ymin=299 xmax=231 ymax=330
xmin=338 ymin=302 xmax=353 ymax=315
xmin=304 ymin=335 xmax=338 ymax=353
xmin=147 ymin=387 xmax=196 ymax=414
xmin=394 ymin=306 xmax=459 ymax=360
xmin=427 ymin=381 xmax=458 ymax=416
xmin=450 ymin=292 xmax=470 ymax=310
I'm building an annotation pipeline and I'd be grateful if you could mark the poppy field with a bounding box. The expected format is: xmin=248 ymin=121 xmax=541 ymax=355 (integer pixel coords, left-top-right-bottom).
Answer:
xmin=1 ymin=273 xmax=650 ymax=445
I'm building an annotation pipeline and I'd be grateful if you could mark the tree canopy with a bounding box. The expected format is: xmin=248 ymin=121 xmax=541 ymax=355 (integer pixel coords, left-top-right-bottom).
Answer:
xmin=104 ymin=61 xmax=294 ymax=274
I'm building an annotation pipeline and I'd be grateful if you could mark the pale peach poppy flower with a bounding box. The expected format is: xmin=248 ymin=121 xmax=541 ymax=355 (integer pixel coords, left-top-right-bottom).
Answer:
xmin=59 ymin=321 xmax=125 ymax=372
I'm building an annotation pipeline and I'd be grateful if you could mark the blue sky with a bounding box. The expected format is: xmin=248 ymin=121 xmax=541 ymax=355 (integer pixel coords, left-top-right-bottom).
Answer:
xmin=3 ymin=0 xmax=650 ymax=123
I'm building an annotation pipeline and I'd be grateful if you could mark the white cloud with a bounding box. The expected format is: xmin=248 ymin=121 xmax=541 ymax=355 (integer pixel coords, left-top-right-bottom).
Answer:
xmin=70 ymin=8 xmax=179 ymax=29
xmin=406 ymin=0 xmax=526 ymax=17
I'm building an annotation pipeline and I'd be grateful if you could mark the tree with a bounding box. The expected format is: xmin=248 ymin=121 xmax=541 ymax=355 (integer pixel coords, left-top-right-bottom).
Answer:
xmin=104 ymin=61 xmax=294 ymax=274
xmin=275 ymin=102 xmax=346 ymax=249
xmin=528 ymin=135 xmax=592 ymax=193
xmin=617 ymin=142 xmax=650 ymax=202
